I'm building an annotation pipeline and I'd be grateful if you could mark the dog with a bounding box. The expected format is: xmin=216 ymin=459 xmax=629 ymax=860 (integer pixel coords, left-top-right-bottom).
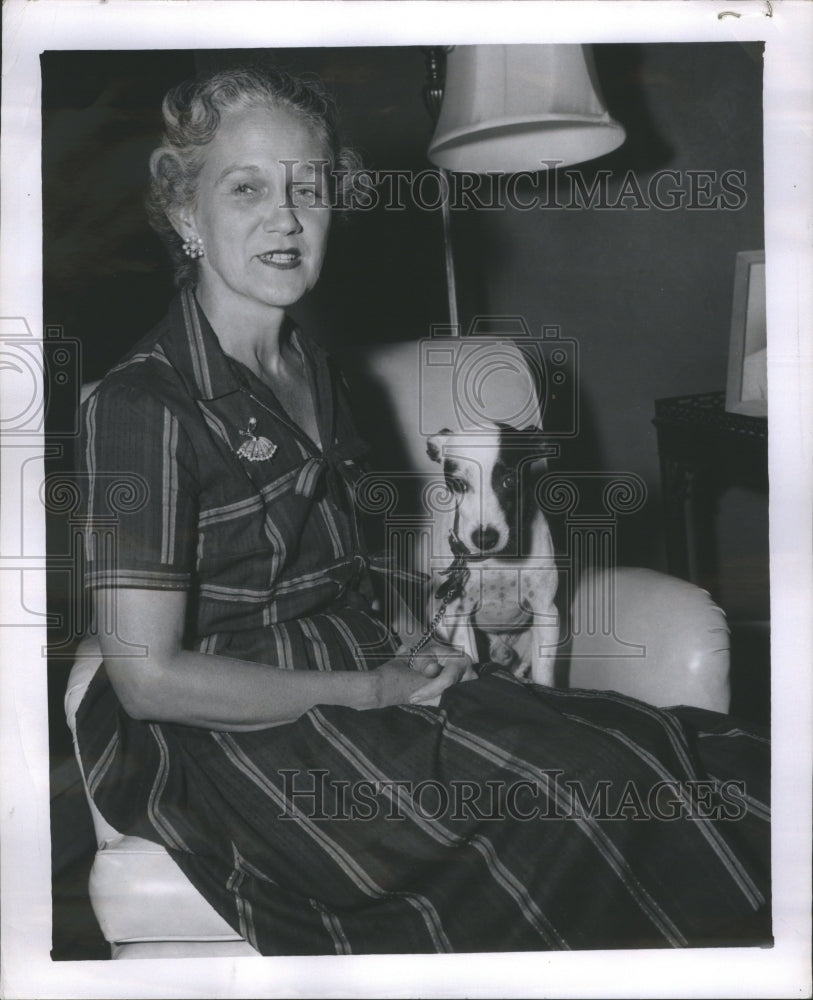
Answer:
xmin=425 ymin=421 xmax=559 ymax=685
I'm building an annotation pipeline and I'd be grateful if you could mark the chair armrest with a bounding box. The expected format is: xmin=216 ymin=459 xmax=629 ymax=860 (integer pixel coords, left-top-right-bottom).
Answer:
xmin=567 ymin=567 xmax=731 ymax=713
xmin=64 ymin=636 xmax=104 ymax=729
xmin=65 ymin=638 xmax=133 ymax=849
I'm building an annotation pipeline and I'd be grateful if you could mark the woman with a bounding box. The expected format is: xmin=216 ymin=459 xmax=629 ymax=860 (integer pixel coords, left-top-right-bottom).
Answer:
xmin=76 ymin=66 xmax=770 ymax=955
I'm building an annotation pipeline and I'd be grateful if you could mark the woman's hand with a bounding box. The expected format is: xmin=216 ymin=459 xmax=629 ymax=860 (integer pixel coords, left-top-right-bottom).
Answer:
xmin=372 ymin=654 xmax=437 ymax=707
xmin=393 ymin=640 xmax=478 ymax=706
xmin=393 ymin=640 xmax=444 ymax=679
xmin=408 ymin=656 xmax=478 ymax=705
xmin=373 ymin=644 xmax=477 ymax=708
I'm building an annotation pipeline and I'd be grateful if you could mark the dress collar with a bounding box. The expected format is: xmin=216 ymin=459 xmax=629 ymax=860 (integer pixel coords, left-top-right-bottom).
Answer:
xmin=162 ymin=286 xmax=329 ymax=405
xmin=160 ymin=286 xmax=336 ymax=454
xmin=159 ymin=287 xmax=242 ymax=400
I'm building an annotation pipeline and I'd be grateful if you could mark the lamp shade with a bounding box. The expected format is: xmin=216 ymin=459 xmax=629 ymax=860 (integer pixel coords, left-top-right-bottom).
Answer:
xmin=428 ymin=45 xmax=625 ymax=173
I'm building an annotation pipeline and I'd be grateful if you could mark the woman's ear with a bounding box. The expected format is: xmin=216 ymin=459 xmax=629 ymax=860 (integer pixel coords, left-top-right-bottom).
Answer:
xmin=169 ymin=210 xmax=197 ymax=243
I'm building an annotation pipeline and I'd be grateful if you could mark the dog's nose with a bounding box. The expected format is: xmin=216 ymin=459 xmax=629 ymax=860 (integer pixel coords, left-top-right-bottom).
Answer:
xmin=472 ymin=526 xmax=499 ymax=551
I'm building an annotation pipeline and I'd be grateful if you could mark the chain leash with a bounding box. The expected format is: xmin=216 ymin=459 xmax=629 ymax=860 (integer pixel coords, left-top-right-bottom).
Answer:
xmin=406 ymin=552 xmax=469 ymax=671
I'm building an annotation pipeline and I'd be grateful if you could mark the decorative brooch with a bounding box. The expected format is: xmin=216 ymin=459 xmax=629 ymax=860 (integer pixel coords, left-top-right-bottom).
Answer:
xmin=236 ymin=417 xmax=277 ymax=462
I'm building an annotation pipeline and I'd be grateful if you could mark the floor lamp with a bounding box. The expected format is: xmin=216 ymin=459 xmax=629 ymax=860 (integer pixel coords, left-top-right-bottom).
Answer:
xmin=424 ymin=44 xmax=626 ymax=328
xmin=423 ymin=45 xmax=633 ymax=649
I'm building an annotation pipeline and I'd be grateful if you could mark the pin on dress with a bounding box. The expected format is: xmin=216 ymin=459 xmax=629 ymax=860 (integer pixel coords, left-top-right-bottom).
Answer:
xmin=236 ymin=417 xmax=277 ymax=462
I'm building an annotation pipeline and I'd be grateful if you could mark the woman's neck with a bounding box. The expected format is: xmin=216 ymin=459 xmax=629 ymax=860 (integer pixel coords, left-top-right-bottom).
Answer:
xmin=194 ymin=282 xmax=289 ymax=378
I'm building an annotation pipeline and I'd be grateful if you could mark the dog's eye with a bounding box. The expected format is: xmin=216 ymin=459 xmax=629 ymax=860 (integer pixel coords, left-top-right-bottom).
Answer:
xmin=448 ymin=477 xmax=469 ymax=494
xmin=501 ymin=473 xmax=517 ymax=490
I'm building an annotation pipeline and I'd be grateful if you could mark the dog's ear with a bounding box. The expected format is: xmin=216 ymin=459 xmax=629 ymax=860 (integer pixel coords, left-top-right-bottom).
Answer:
xmin=519 ymin=424 xmax=551 ymax=473
xmin=426 ymin=428 xmax=452 ymax=464
xmin=528 ymin=455 xmax=549 ymax=475
xmin=522 ymin=424 xmax=549 ymax=452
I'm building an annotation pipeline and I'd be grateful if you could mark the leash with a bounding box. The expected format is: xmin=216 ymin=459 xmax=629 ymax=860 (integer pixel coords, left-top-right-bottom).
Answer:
xmin=407 ymin=549 xmax=470 ymax=671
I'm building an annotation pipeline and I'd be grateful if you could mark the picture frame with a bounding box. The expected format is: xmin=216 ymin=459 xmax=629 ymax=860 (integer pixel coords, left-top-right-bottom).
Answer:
xmin=725 ymin=249 xmax=767 ymax=418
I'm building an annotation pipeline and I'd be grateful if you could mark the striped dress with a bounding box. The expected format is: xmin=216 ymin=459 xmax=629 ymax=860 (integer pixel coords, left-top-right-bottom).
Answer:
xmin=75 ymin=288 xmax=770 ymax=954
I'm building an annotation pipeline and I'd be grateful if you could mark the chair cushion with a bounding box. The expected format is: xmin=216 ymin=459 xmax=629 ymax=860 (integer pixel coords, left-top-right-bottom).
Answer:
xmin=89 ymin=836 xmax=255 ymax=948
xmin=66 ymin=646 xmax=257 ymax=953
xmin=111 ymin=940 xmax=260 ymax=959
xmin=64 ymin=645 xmax=131 ymax=848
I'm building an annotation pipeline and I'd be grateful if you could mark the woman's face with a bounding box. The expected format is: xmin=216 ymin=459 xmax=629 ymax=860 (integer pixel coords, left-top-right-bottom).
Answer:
xmin=185 ymin=104 xmax=332 ymax=320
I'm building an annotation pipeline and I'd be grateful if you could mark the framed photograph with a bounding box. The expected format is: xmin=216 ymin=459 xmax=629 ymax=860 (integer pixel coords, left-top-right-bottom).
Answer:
xmin=726 ymin=249 xmax=767 ymax=417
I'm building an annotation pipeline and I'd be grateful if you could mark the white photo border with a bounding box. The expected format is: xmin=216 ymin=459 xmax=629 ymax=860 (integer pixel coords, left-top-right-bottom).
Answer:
xmin=2 ymin=2 xmax=811 ymax=997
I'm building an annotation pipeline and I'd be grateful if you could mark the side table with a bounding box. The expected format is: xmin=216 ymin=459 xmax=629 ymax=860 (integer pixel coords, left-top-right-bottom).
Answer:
xmin=653 ymin=391 xmax=768 ymax=587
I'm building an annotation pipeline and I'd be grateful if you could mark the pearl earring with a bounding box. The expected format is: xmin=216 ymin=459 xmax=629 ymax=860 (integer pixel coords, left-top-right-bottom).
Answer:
xmin=182 ymin=235 xmax=205 ymax=259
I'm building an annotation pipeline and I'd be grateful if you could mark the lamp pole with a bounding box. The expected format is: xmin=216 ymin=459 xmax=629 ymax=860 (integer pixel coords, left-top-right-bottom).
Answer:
xmin=422 ymin=47 xmax=459 ymax=331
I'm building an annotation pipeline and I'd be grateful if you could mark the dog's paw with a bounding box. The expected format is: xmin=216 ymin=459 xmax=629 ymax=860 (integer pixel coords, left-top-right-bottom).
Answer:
xmin=487 ymin=636 xmax=534 ymax=679
xmin=488 ymin=636 xmax=516 ymax=668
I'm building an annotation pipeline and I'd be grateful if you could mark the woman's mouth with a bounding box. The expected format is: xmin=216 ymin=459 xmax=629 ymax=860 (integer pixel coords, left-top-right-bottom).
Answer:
xmin=257 ymin=250 xmax=301 ymax=269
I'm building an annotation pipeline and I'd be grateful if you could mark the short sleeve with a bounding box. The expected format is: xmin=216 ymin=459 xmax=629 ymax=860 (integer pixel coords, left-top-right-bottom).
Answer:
xmin=77 ymin=381 xmax=199 ymax=591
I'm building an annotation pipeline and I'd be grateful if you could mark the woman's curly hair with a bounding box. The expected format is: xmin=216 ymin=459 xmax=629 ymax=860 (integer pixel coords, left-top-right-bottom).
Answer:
xmin=147 ymin=65 xmax=362 ymax=287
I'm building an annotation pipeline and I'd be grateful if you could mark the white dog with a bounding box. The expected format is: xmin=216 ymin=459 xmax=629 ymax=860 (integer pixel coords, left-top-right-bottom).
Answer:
xmin=424 ymin=422 xmax=559 ymax=685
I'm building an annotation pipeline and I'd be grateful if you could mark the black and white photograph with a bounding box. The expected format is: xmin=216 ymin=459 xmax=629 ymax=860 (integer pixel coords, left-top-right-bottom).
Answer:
xmin=1 ymin=2 xmax=811 ymax=998
xmin=725 ymin=248 xmax=767 ymax=417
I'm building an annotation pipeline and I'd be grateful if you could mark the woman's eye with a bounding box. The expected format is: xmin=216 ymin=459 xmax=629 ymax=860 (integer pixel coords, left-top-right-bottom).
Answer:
xmin=448 ymin=477 xmax=468 ymax=494
xmin=289 ymin=185 xmax=321 ymax=207
xmin=233 ymin=183 xmax=257 ymax=196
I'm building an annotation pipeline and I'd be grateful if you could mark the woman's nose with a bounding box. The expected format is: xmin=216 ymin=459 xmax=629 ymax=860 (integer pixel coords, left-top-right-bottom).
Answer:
xmin=261 ymin=196 xmax=302 ymax=235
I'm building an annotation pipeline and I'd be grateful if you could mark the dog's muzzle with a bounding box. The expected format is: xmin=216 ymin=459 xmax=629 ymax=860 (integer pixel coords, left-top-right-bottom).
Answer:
xmin=449 ymin=530 xmax=509 ymax=561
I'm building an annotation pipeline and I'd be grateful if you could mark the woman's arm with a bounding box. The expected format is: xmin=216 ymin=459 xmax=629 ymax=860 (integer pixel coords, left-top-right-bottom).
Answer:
xmin=97 ymin=587 xmax=433 ymax=730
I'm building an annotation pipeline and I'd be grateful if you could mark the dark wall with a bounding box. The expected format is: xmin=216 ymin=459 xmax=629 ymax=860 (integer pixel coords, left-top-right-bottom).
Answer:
xmin=42 ymin=46 xmax=448 ymax=380
xmin=467 ymin=43 xmax=765 ymax=573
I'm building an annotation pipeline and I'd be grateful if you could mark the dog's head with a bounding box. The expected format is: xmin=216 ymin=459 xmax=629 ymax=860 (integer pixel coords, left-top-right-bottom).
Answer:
xmin=427 ymin=422 xmax=548 ymax=556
